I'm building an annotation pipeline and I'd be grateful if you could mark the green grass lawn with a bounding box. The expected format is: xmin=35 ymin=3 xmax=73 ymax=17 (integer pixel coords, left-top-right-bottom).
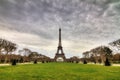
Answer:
xmin=0 ymin=63 xmax=120 ymax=80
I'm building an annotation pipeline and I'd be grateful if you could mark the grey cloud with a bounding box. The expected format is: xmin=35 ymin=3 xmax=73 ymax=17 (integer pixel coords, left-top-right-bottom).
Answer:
xmin=0 ymin=0 xmax=120 ymax=57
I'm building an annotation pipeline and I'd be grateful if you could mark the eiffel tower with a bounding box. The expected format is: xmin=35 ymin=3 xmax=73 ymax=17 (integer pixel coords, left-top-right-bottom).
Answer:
xmin=54 ymin=28 xmax=66 ymax=62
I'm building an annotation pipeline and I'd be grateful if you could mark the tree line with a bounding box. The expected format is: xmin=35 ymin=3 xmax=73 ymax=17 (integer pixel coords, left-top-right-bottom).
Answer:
xmin=0 ymin=38 xmax=50 ymax=64
xmin=1 ymin=38 xmax=120 ymax=65
xmin=82 ymin=46 xmax=120 ymax=66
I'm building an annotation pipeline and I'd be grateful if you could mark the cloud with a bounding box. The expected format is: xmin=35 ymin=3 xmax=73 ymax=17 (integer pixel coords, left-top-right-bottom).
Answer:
xmin=0 ymin=0 xmax=120 ymax=57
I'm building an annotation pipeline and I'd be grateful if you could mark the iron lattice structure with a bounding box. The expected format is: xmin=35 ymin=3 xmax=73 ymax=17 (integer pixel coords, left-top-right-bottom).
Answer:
xmin=54 ymin=28 xmax=66 ymax=62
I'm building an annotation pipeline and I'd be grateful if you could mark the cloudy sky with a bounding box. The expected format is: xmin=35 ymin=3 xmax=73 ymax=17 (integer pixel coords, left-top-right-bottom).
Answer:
xmin=0 ymin=0 xmax=120 ymax=58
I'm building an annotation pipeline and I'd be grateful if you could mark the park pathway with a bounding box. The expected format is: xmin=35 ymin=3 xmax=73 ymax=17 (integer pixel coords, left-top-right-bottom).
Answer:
xmin=0 ymin=63 xmax=120 ymax=66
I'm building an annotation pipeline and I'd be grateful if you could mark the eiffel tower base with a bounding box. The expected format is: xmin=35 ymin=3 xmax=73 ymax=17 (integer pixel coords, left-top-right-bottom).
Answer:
xmin=54 ymin=53 xmax=66 ymax=62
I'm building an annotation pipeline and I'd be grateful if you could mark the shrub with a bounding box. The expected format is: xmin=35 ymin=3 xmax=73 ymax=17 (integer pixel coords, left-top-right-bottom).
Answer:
xmin=105 ymin=58 xmax=111 ymax=66
xmin=83 ymin=60 xmax=87 ymax=64
xmin=11 ymin=59 xmax=17 ymax=66
xmin=42 ymin=61 xmax=45 ymax=63
xmin=34 ymin=60 xmax=37 ymax=64
xmin=76 ymin=61 xmax=79 ymax=63
xmin=19 ymin=57 xmax=23 ymax=63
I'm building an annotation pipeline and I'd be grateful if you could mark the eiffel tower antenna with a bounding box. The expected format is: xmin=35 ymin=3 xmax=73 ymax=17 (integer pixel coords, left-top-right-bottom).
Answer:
xmin=59 ymin=28 xmax=62 ymax=46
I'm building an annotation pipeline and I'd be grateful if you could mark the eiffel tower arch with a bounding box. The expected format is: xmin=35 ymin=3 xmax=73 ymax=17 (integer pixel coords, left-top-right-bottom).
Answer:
xmin=54 ymin=28 xmax=66 ymax=62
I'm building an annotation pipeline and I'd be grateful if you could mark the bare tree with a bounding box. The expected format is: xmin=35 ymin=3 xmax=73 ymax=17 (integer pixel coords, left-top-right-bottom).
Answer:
xmin=90 ymin=46 xmax=112 ymax=63
xmin=0 ymin=39 xmax=17 ymax=63
xmin=19 ymin=48 xmax=31 ymax=56
xmin=18 ymin=48 xmax=32 ymax=62
xmin=4 ymin=40 xmax=17 ymax=63
xmin=113 ymin=53 xmax=120 ymax=63
xmin=28 ymin=52 xmax=39 ymax=61
xmin=83 ymin=51 xmax=89 ymax=58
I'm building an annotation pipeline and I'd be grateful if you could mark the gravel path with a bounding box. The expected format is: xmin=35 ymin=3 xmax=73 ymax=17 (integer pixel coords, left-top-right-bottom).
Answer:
xmin=112 ymin=64 xmax=120 ymax=66
xmin=0 ymin=62 xmax=33 ymax=66
xmin=0 ymin=64 xmax=10 ymax=66
xmin=0 ymin=63 xmax=120 ymax=66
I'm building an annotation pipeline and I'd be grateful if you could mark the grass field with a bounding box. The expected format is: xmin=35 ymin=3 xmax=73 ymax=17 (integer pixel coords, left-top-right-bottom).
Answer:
xmin=0 ymin=63 xmax=120 ymax=80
